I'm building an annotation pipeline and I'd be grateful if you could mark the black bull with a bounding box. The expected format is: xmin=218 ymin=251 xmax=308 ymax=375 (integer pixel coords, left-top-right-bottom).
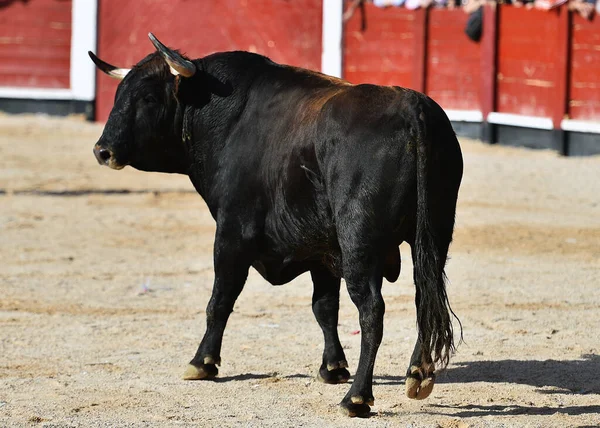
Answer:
xmin=90 ymin=33 xmax=463 ymax=417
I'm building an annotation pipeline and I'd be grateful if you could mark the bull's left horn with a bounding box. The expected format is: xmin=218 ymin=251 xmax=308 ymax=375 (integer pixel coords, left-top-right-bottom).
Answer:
xmin=88 ymin=51 xmax=130 ymax=80
xmin=148 ymin=32 xmax=196 ymax=78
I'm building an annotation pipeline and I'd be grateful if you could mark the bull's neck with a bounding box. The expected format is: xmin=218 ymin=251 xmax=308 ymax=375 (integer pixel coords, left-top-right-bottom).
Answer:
xmin=184 ymin=53 xmax=268 ymax=202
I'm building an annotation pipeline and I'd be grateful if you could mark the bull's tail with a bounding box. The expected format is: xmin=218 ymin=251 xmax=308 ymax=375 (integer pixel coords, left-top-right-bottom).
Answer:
xmin=413 ymin=106 xmax=457 ymax=368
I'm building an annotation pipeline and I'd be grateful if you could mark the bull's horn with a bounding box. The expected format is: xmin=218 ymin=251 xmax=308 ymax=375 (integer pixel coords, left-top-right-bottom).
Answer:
xmin=148 ymin=32 xmax=196 ymax=78
xmin=88 ymin=51 xmax=130 ymax=80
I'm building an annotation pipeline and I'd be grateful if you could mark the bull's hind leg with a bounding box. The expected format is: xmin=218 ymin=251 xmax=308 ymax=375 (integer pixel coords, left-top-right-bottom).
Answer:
xmin=184 ymin=223 xmax=253 ymax=380
xmin=405 ymin=223 xmax=455 ymax=400
xmin=405 ymin=330 xmax=435 ymax=400
xmin=337 ymin=239 xmax=385 ymax=417
xmin=310 ymin=266 xmax=350 ymax=384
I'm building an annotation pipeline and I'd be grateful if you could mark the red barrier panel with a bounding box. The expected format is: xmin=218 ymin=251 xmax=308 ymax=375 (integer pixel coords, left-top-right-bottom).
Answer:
xmin=569 ymin=14 xmax=600 ymax=121
xmin=343 ymin=5 xmax=420 ymax=89
xmin=0 ymin=0 xmax=71 ymax=89
xmin=343 ymin=5 xmax=600 ymax=128
xmin=426 ymin=8 xmax=481 ymax=111
xmin=96 ymin=0 xmax=322 ymax=121
xmin=496 ymin=7 xmax=564 ymax=118
xmin=344 ymin=6 xmax=482 ymax=111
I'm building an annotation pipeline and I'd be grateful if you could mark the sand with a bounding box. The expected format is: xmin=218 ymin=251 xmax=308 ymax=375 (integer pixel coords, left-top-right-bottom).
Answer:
xmin=1 ymin=114 xmax=599 ymax=427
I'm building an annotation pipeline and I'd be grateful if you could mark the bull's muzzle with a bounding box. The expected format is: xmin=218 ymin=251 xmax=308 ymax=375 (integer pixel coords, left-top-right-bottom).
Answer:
xmin=93 ymin=144 xmax=125 ymax=170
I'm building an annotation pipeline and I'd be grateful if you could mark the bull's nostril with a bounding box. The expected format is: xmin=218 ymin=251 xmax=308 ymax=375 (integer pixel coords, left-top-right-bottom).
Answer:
xmin=98 ymin=149 xmax=111 ymax=162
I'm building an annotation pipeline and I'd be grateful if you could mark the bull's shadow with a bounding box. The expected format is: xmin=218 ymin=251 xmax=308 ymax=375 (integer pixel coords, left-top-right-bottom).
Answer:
xmin=374 ymin=354 xmax=600 ymax=394
xmin=214 ymin=355 xmax=600 ymax=395
xmin=377 ymin=355 xmax=600 ymax=419
xmin=437 ymin=354 xmax=600 ymax=395
xmin=428 ymin=403 xmax=600 ymax=419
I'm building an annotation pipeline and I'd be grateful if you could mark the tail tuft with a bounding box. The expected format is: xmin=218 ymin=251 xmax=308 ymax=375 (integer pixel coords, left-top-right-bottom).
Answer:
xmin=413 ymin=105 xmax=459 ymax=367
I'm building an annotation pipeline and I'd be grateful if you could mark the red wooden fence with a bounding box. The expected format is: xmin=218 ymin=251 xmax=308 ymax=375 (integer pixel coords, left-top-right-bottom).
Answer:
xmin=2 ymin=0 xmax=599 ymax=136
xmin=0 ymin=0 xmax=72 ymax=89
xmin=343 ymin=3 xmax=600 ymax=126
xmin=570 ymin=14 xmax=600 ymax=121
xmin=344 ymin=7 xmax=418 ymax=90
xmin=426 ymin=8 xmax=481 ymax=112
xmin=95 ymin=0 xmax=322 ymax=121
xmin=496 ymin=5 xmax=570 ymax=127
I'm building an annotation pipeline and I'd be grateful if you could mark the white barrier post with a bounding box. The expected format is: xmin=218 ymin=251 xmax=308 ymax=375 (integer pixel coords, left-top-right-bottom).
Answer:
xmin=321 ymin=0 xmax=344 ymax=78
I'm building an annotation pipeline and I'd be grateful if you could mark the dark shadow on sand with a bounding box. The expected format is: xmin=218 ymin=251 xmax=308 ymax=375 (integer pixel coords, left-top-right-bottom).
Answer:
xmin=438 ymin=354 xmax=600 ymax=395
xmin=2 ymin=188 xmax=195 ymax=197
xmin=213 ymin=373 xmax=273 ymax=382
xmin=208 ymin=354 xmax=600 ymax=410
xmin=214 ymin=373 xmax=312 ymax=382
xmin=372 ymin=354 xmax=600 ymax=394
xmin=429 ymin=403 xmax=600 ymax=418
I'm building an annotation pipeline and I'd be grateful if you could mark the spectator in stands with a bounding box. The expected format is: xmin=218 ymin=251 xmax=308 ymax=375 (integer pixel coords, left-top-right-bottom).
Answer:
xmin=421 ymin=0 xmax=460 ymax=8
xmin=373 ymin=0 xmax=406 ymax=6
xmin=511 ymin=0 xmax=535 ymax=9
xmin=404 ymin=0 xmax=422 ymax=9
xmin=462 ymin=0 xmax=483 ymax=41
xmin=533 ymin=0 xmax=567 ymax=9
xmin=462 ymin=0 xmax=484 ymax=13
xmin=343 ymin=0 xmax=457 ymax=16
xmin=342 ymin=0 xmax=596 ymax=23
xmin=569 ymin=0 xmax=596 ymax=19
xmin=343 ymin=0 xmax=364 ymax=22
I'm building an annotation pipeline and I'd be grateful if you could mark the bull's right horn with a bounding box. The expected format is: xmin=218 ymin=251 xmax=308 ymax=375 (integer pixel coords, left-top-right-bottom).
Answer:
xmin=148 ymin=32 xmax=196 ymax=78
xmin=88 ymin=51 xmax=130 ymax=80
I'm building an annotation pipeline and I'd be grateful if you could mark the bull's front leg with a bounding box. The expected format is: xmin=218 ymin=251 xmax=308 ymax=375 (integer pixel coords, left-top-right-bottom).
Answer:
xmin=184 ymin=223 xmax=254 ymax=380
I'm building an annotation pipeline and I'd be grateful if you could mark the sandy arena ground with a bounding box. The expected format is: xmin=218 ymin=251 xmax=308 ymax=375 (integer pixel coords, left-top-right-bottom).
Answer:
xmin=0 ymin=114 xmax=599 ymax=427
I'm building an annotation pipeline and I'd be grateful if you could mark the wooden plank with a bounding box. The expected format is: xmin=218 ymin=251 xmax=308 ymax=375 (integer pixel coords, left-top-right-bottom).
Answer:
xmin=480 ymin=3 xmax=498 ymax=119
xmin=498 ymin=60 xmax=557 ymax=83
xmin=568 ymin=13 xmax=600 ymax=121
xmin=0 ymin=0 xmax=72 ymax=89
xmin=497 ymin=40 xmax=560 ymax=64
xmin=496 ymin=4 xmax=561 ymax=117
xmin=425 ymin=8 xmax=481 ymax=111
xmin=551 ymin=6 xmax=570 ymax=129
xmin=412 ymin=8 xmax=427 ymax=94
xmin=497 ymin=81 xmax=556 ymax=117
xmin=96 ymin=0 xmax=322 ymax=121
xmin=343 ymin=4 xmax=416 ymax=88
xmin=569 ymin=102 xmax=600 ymax=120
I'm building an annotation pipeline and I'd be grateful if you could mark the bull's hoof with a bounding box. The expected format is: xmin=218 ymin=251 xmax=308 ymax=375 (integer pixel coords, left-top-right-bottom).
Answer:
xmin=405 ymin=364 xmax=435 ymax=400
xmin=317 ymin=360 xmax=350 ymax=384
xmin=183 ymin=363 xmax=218 ymax=380
xmin=339 ymin=395 xmax=373 ymax=418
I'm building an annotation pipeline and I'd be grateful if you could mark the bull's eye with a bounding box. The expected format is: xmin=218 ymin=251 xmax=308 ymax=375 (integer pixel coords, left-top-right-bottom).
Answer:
xmin=143 ymin=94 xmax=158 ymax=104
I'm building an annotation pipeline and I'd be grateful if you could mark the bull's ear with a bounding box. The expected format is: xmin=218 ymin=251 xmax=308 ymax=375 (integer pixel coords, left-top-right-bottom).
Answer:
xmin=148 ymin=32 xmax=196 ymax=78
xmin=88 ymin=51 xmax=130 ymax=80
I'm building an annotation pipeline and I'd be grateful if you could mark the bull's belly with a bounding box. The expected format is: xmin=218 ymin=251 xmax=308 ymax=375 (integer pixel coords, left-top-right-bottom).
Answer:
xmin=252 ymin=245 xmax=401 ymax=285
xmin=251 ymin=217 xmax=406 ymax=285
xmin=252 ymin=258 xmax=311 ymax=285
xmin=252 ymin=250 xmax=342 ymax=286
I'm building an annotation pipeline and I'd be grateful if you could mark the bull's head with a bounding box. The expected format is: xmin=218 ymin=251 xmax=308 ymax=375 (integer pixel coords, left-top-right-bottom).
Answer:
xmin=89 ymin=33 xmax=197 ymax=174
